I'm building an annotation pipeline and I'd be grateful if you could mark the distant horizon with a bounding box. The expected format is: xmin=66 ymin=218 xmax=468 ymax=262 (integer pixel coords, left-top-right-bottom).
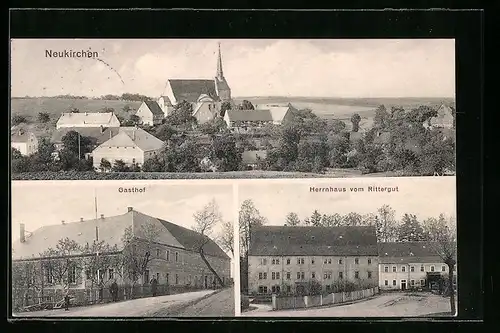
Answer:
xmin=11 ymin=95 xmax=456 ymax=100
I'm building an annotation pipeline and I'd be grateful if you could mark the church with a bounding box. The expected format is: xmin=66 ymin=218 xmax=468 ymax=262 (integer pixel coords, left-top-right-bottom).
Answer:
xmin=157 ymin=43 xmax=232 ymax=124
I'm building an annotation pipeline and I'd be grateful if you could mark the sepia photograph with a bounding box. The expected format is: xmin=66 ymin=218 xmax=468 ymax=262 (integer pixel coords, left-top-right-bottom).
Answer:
xmin=10 ymin=39 xmax=455 ymax=180
xmin=237 ymin=177 xmax=457 ymax=317
xmin=10 ymin=180 xmax=236 ymax=317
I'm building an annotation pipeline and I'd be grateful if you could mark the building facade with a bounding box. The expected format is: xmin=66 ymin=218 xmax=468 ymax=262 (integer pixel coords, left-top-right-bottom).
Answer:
xmin=378 ymin=242 xmax=457 ymax=291
xmin=248 ymin=226 xmax=379 ymax=295
xmin=56 ymin=112 xmax=120 ymax=129
xmin=135 ymin=101 xmax=165 ymax=126
xmin=11 ymin=129 xmax=38 ymax=156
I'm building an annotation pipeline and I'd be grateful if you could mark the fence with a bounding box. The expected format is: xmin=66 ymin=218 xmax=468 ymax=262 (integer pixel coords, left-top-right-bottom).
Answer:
xmin=272 ymin=287 xmax=379 ymax=310
xmin=13 ymin=284 xmax=215 ymax=312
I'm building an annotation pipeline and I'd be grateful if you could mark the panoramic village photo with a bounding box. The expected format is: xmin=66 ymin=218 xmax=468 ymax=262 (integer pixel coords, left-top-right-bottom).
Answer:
xmin=10 ymin=39 xmax=455 ymax=180
xmin=238 ymin=177 xmax=457 ymax=317
xmin=10 ymin=181 xmax=236 ymax=317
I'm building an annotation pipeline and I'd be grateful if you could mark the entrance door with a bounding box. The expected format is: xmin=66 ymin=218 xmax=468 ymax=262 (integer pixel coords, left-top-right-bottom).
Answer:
xmin=401 ymin=280 xmax=407 ymax=290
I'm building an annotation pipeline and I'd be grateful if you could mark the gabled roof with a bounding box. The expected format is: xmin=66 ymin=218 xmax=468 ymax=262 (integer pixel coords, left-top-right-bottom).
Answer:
xmin=12 ymin=208 xmax=228 ymax=261
xmin=56 ymin=112 xmax=118 ymax=127
xmin=249 ymin=226 xmax=378 ymax=256
xmin=11 ymin=128 xmax=34 ymax=143
xmin=142 ymin=101 xmax=164 ymax=116
xmin=225 ymin=109 xmax=274 ymax=122
xmin=215 ymin=77 xmax=230 ymax=92
xmin=268 ymin=107 xmax=292 ymax=123
xmin=157 ymin=219 xmax=230 ymax=259
xmin=168 ymin=79 xmax=217 ymax=103
xmin=51 ymin=127 xmax=120 ymax=145
xmin=96 ymin=127 xmax=164 ymax=152
xmin=378 ymin=242 xmax=456 ymax=264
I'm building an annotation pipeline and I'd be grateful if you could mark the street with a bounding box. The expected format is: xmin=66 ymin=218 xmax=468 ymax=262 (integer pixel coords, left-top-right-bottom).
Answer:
xmin=242 ymin=292 xmax=456 ymax=317
xmin=13 ymin=289 xmax=217 ymax=317
xmin=166 ymin=286 xmax=235 ymax=317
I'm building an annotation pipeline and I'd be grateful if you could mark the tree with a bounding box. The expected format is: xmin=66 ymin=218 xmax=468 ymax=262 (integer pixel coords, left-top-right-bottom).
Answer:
xmin=373 ymin=105 xmax=390 ymax=129
xmin=12 ymin=261 xmax=43 ymax=309
xmin=328 ymin=119 xmax=347 ymax=134
xmin=220 ymin=101 xmax=232 ymax=117
xmin=306 ymin=210 xmax=323 ymax=226
xmin=396 ymin=214 xmax=426 ymax=242
xmin=209 ymin=133 xmax=241 ymax=172
xmin=238 ymin=100 xmax=255 ymax=110
xmin=142 ymin=155 xmax=164 ymax=172
xmin=217 ymin=220 xmax=234 ymax=256
xmin=120 ymin=222 xmax=162 ymax=296
xmin=154 ymin=124 xmax=177 ymax=142
xmin=239 ymin=199 xmax=267 ymax=258
xmin=342 ymin=212 xmax=363 ymax=226
xmin=422 ymin=214 xmax=449 ymax=241
xmin=350 ymin=113 xmax=362 ymax=132
xmin=100 ymin=107 xmax=115 ymax=113
xmin=327 ymin=134 xmax=349 ymax=168
xmin=192 ymin=199 xmax=225 ymax=287
xmin=37 ymin=112 xmax=51 ymax=123
xmin=199 ymin=117 xmax=227 ymax=135
xmin=111 ymin=159 xmax=129 ymax=172
xmin=12 ymin=115 xmax=28 ymax=126
xmin=122 ymin=105 xmax=132 ymax=113
xmin=166 ymin=100 xmax=196 ymax=126
xmin=11 ymin=147 xmax=22 ymax=160
xmin=40 ymin=238 xmax=82 ymax=294
xmin=163 ymin=140 xmax=202 ymax=172
xmin=61 ymin=131 xmax=94 ymax=158
xmin=129 ymin=115 xmax=141 ymax=125
xmin=100 ymin=158 xmax=112 ymax=172
xmin=428 ymin=216 xmax=457 ymax=314
xmin=377 ymin=205 xmax=397 ymax=242
xmin=320 ymin=213 xmax=343 ymax=227
xmin=284 ymin=212 xmax=301 ymax=226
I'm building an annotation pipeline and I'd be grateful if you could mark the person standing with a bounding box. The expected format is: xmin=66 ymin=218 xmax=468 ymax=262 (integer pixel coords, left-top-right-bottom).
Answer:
xmin=150 ymin=277 xmax=158 ymax=297
xmin=110 ymin=279 xmax=119 ymax=302
xmin=64 ymin=292 xmax=70 ymax=311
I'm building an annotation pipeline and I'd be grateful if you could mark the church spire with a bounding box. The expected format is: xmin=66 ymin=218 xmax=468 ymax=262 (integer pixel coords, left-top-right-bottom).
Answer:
xmin=216 ymin=42 xmax=224 ymax=80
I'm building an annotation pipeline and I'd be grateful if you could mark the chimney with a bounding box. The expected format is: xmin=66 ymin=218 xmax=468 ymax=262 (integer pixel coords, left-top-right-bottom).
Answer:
xmin=20 ymin=223 xmax=25 ymax=243
xmin=100 ymin=214 xmax=104 ymax=219
xmin=127 ymin=207 xmax=133 ymax=212
xmin=80 ymin=218 xmax=84 ymax=222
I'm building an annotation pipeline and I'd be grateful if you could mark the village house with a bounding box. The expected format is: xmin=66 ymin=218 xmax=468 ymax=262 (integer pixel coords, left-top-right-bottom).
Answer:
xmin=50 ymin=126 xmax=120 ymax=151
xmin=56 ymin=112 xmax=121 ymax=129
xmin=159 ymin=43 xmax=231 ymax=125
xmin=377 ymin=242 xmax=457 ymax=292
xmin=134 ymin=101 xmax=165 ymax=126
xmin=247 ymin=226 xmax=379 ymax=295
xmin=91 ymin=127 xmax=164 ymax=170
xmin=12 ymin=207 xmax=231 ymax=306
xmin=224 ymin=104 xmax=295 ymax=132
xmin=11 ymin=128 xmax=38 ymax=156
xmin=255 ymin=104 xmax=296 ymax=125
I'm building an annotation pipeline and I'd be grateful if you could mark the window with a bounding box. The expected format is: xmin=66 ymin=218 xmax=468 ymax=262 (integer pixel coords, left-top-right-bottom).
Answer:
xmin=355 ymin=258 xmax=359 ymax=265
xmin=420 ymin=279 xmax=425 ymax=286
xmin=324 ymin=272 xmax=332 ymax=280
xmin=410 ymin=266 xmax=415 ymax=272
xmin=258 ymin=286 xmax=268 ymax=294
xmin=297 ymin=258 xmax=304 ymax=265
xmin=324 ymin=258 xmax=328 ymax=264
xmin=430 ymin=266 xmax=435 ymax=272
xmin=157 ymin=273 xmax=160 ymax=281
xmin=311 ymin=272 xmax=316 ymax=279
xmin=384 ymin=266 xmax=389 ymax=273
xmin=263 ymin=272 xmax=267 ymax=280
xmin=311 ymin=258 xmax=315 ymax=265
xmin=132 ymin=158 xmax=136 ymax=164
xmin=368 ymin=258 xmax=372 ymax=265
xmin=384 ymin=280 xmax=389 ymax=286
xmin=301 ymin=272 xmax=305 ymax=280
xmin=45 ymin=267 xmax=53 ymax=284
xmin=108 ymin=268 xmax=114 ymax=279
xmin=392 ymin=280 xmax=396 ymax=286
xmin=156 ymin=249 xmax=160 ymax=257
xmin=339 ymin=259 xmax=343 ymax=265
xmin=392 ymin=266 xmax=397 ymax=273
xmin=68 ymin=266 xmax=77 ymax=284
xmin=367 ymin=271 xmax=372 ymax=279
xmin=401 ymin=266 xmax=406 ymax=272
xmin=272 ymin=272 xmax=277 ymax=280
xmin=276 ymin=272 xmax=280 ymax=279
xmin=166 ymin=250 xmax=170 ymax=261
xmin=260 ymin=258 xmax=267 ymax=265
xmin=286 ymin=272 xmax=291 ymax=280
xmin=441 ymin=266 xmax=446 ymax=272
xmin=328 ymin=258 xmax=332 ymax=264
xmin=339 ymin=272 xmax=343 ymax=279
xmin=286 ymin=285 xmax=291 ymax=292
xmin=144 ymin=270 xmax=150 ymax=284
xmin=354 ymin=271 xmax=359 ymax=279
xmin=175 ymin=274 xmax=179 ymax=284
xmin=297 ymin=272 xmax=301 ymax=280
xmin=259 ymin=272 xmax=263 ymax=280
xmin=271 ymin=258 xmax=280 ymax=265
xmin=286 ymin=258 xmax=290 ymax=265
xmin=175 ymin=252 xmax=179 ymax=262
xmin=411 ymin=279 xmax=415 ymax=286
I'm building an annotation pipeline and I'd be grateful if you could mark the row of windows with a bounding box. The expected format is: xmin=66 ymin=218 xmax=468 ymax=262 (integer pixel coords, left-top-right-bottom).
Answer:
xmin=258 ymin=271 xmax=373 ymax=280
xmin=259 ymin=282 xmax=369 ymax=294
xmin=261 ymin=257 xmax=372 ymax=266
xmin=384 ymin=279 xmax=425 ymax=286
xmin=383 ymin=265 xmax=449 ymax=273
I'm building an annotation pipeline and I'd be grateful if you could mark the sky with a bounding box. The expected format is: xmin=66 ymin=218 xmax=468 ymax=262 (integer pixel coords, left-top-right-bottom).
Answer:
xmin=239 ymin=177 xmax=456 ymax=225
xmin=11 ymin=180 xmax=236 ymax=275
xmin=10 ymin=39 xmax=455 ymax=98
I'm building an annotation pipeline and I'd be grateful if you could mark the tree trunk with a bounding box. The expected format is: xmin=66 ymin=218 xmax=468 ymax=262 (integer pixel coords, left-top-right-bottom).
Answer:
xmin=199 ymin=248 xmax=225 ymax=288
xmin=448 ymin=263 xmax=456 ymax=315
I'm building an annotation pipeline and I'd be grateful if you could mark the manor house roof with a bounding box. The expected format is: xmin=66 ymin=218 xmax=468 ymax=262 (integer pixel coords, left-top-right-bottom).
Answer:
xmin=378 ymin=242 xmax=456 ymax=264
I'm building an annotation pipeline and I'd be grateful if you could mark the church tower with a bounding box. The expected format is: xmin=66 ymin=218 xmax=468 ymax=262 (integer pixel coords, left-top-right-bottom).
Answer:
xmin=214 ymin=43 xmax=231 ymax=102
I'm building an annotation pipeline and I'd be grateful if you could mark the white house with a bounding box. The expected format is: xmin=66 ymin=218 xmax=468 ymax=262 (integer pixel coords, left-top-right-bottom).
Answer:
xmin=11 ymin=128 xmax=38 ymax=156
xmin=255 ymin=104 xmax=296 ymax=125
xmin=378 ymin=242 xmax=457 ymax=291
xmin=92 ymin=127 xmax=164 ymax=170
xmin=135 ymin=101 xmax=164 ymax=126
xmin=56 ymin=112 xmax=121 ymax=129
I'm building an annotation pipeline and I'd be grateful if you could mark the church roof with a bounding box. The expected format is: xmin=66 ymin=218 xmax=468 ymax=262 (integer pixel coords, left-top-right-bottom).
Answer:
xmin=168 ymin=79 xmax=217 ymax=103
